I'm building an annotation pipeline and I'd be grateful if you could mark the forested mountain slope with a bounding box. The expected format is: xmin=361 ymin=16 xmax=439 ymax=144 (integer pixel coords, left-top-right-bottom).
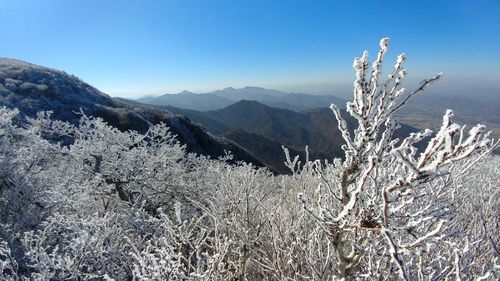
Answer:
xmin=166 ymin=100 xmax=420 ymax=173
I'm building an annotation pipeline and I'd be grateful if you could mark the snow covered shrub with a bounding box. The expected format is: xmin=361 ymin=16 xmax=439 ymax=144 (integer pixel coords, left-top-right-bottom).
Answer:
xmin=23 ymin=212 xmax=133 ymax=280
xmin=445 ymin=156 xmax=500 ymax=279
xmin=293 ymin=38 xmax=499 ymax=279
xmin=0 ymin=238 xmax=19 ymax=281
xmin=0 ymin=110 xmax=64 ymax=233
xmin=127 ymin=204 xmax=239 ymax=280
xmin=0 ymin=108 xmax=217 ymax=279
xmin=202 ymin=162 xmax=280 ymax=280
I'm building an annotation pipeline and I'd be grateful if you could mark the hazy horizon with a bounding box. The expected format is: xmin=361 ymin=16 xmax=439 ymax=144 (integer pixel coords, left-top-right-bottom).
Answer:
xmin=1 ymin=0 xmax=499 ymax=99
xmin=114 ymin=76 xmax=500 ymax=102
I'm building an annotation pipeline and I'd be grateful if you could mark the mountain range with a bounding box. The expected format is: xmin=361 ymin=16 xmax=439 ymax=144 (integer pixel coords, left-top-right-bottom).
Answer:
xmin=137 ymin=86 xmax=346 ymax=112
xmin=138 ymin=86 xmax=500 ymax=138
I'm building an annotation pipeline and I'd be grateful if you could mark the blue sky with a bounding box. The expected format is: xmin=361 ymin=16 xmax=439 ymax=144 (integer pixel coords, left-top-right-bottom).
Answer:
xmin=1 ymin=0 xmax=499 ymax=98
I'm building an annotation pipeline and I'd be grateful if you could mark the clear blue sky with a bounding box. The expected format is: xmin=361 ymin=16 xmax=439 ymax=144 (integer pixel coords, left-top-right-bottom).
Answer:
xmin=1 ymin=0 xmax=499 ymax=98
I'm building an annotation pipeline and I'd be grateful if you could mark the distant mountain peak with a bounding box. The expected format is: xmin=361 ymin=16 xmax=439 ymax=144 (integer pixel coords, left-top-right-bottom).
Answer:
xmin=227 ymin=99 xmax=270 ymax=109
xmin=216 ymin=100 xmax=299 ymax=117
xmin=178 ymin=90 xmax=196 ymax=95
xmin=242 ymin=86 xmax=266 ymax=90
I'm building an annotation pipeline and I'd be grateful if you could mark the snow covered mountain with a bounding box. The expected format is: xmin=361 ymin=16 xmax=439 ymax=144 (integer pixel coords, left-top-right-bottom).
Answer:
xmin=0 ymin=57 xmax=264 ymax=167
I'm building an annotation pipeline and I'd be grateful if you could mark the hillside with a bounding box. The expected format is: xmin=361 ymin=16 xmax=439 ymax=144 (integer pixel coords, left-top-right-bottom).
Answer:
xmin=137 ymin=90 xmax=235 ymax=111
xmin=166 ymin=101 xmax=420 ymax=173
xmin=220 ymin=128 xmax=306 ymax=174
xmin=165 ymin=101 xmax=340 ymax=172
xmin=0 ymin=57 xmax=264 ymax=167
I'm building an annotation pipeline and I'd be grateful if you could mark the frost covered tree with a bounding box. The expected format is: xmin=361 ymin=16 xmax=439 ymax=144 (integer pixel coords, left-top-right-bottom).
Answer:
xmin=291 ymin=38 xmax=499 ymax=279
